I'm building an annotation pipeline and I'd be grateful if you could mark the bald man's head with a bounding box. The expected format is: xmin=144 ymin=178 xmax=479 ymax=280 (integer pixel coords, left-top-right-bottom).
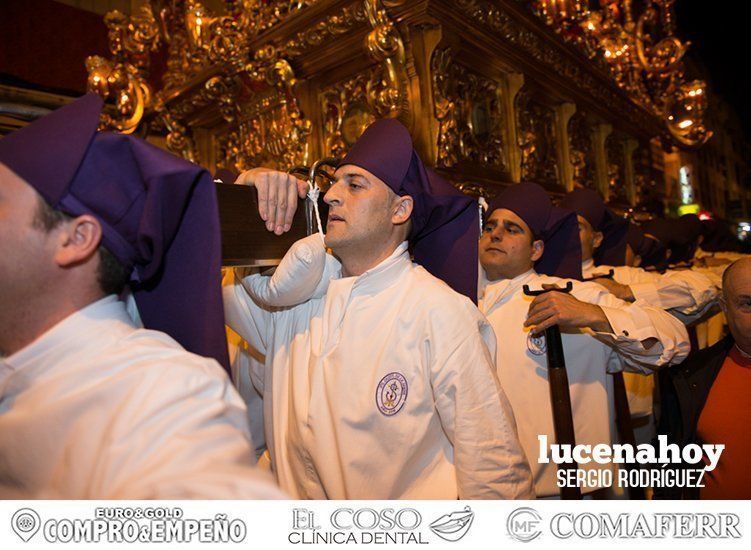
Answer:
xmin=721 ymin=257 xmax=751 ymax=354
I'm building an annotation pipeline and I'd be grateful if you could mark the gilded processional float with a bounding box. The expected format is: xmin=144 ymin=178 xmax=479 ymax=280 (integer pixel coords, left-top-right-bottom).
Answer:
xmin=84 ymin=0 xmax=711 ymax=263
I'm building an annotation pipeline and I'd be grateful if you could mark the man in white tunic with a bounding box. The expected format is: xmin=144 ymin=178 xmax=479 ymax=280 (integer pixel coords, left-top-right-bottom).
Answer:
xmin=0 ymin=94 xmax=283 ymax=499
xmin=224 ymin=119 xmax=534 ymax=499
xmin=560 ymin=188 xmax=719 ymax=445
xmin=478 ymin=183 xmax=690 ymax=497
xmin=560 ymin=189 xmax=719 ymax=322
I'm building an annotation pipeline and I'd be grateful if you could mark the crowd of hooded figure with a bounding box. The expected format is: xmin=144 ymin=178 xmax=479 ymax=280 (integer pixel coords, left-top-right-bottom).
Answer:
xmin=0 ymin=94 xmax=748 ymax=500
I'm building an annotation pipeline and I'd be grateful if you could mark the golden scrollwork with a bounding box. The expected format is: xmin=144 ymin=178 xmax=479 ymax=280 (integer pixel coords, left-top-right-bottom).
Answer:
xmin=281 ymin=2 xmax=367 ymax=58
xmin=363 ymin=0 xmax=410 ymax=121
xmin=531 ymin=0 xmax=711 ymax=146
xmin=159 ymin=108 xmax=198 ymax=162
xmin=567 ymin=110 xmax=596 ymax=190
xmin=515 ymin=89 xmax=559 ymax=187
xmin=321 ymin=68 xmax=382 ymax=158
xmin=215 ymin=46 xmax=311 ymax=170
xmin=231 ymin=0 xmax=320 ymax=38
xmin=431 ymin=48 xmax=507 ymax=172
xmin=456 ymin=182 xmax=491 ymax=200
xmin=85 ymin=7 xmax=160 ymax=133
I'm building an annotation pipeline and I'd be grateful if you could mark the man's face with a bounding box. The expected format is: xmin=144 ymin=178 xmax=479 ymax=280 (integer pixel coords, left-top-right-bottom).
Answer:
xmin=323 ymin=164 xmax=403 ymax=254
xmin=0 ymin=163 xmax=59 ymax=348
xmin=577 ymin=215 xmax=602 ymax=262
xmin=722 ymin=260 xmax=751 ymax=353
xmin=479 ymin=208 xmax=543 ymax=281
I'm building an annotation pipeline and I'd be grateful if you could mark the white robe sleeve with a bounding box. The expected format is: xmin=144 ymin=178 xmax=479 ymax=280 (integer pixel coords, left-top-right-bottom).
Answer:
xmin=614 ymin=266 xmax=719 ymax=316
xmin=429 ymin=298 xmax=535 ymax=499
xmin=93 ymin=360 xmax=286 ymax=499
xmin=571 ymin=281 xmax=690 ymax=374
xmin=222 ymin=236 xmax=341 ymax=358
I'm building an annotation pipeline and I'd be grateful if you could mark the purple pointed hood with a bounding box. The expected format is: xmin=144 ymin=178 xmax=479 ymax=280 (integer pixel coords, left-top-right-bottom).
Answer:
xmin=487 ymin=183 xmax=582 ymax=280
xmin=0 ymin=94 xmax=230 ymax=371
xmin=341 ymin=118 xmax=479 ymax=302
xmin=559 ymin=188 xmax=628 ymax=266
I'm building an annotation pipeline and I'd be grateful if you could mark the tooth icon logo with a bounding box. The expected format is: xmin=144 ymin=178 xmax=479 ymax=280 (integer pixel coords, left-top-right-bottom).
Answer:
xmin=12 ymin=508 xmax=41 ymax=542
xmin=429 ymin=506 xmax=474 ymax=542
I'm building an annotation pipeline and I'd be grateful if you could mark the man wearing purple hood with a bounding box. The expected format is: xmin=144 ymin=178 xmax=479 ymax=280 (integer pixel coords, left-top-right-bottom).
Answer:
xmin=560 ymin=189 xmax=719 ymax=447
xmin=560 ymin=189 xmax=719 ymax=324
xmin=224 ymin=119 xmax=534 ymax=499
xmin=478 ymin=183 xmax=689 ymax=498
xmin=0 ymin=95 xmax=284 ymax=499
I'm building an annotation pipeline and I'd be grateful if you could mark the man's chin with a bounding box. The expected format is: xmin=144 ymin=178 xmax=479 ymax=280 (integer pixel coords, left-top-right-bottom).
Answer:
xmin=324 ymin=232 xmax=346 ymax=250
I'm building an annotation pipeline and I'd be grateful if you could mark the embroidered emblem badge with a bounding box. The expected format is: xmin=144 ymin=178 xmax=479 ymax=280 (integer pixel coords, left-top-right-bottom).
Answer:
xmin=376 ymin=372 xmax=408 ymax=416
xmin=527 ymin=332 xmax=547 ymax=356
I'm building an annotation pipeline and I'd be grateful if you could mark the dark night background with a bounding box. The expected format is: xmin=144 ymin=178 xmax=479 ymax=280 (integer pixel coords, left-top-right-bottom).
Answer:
xmin=677 ymin=1 xmax=751 ymax=136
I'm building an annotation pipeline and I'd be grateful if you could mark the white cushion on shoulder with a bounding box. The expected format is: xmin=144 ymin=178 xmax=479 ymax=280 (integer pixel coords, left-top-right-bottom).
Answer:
xmin=241 ymin=233 xmax=338 ymax=307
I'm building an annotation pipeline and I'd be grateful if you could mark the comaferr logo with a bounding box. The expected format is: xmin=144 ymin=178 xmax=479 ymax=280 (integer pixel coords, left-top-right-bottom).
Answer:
xmin=550 ymin=513 xmax=742 ymax=539
xmin=506 ymin=508 xmax=742 ymax=541
xmin=507 ymin=507 xmax=542 ymax=543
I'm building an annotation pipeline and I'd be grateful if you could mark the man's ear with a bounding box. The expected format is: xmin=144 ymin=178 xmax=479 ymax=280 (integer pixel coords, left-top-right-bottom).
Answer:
xmin=53 ymin=214 xmax=103 ymax=268
xmin=392 ymin=195 xmax=414 ymax=226
xmin=530 ymin=239 xmax=544 ymax=262
xmin=592 ymin=230 xmax=604 ymax=251
xmin=719 ymin=294 xmax=728 ymax=315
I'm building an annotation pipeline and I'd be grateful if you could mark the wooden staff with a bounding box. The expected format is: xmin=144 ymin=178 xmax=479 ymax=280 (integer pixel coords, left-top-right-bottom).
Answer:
xmin=523 ymin=282 xmax=582 ymax=500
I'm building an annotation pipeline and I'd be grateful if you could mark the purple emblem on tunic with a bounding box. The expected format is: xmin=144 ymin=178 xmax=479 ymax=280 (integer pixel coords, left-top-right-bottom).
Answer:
xmin=376 ymin=372 xmax=408 ymax=416
xmin=527 ymin=332 xmax=547 ymax=356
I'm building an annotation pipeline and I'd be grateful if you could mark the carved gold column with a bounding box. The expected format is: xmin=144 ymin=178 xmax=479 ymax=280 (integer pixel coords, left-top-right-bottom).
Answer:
xmin=593 ymin=122 xmax=613 ymax=199
xmin=555 ymin=102 xmax=577 ymax=192
xmin=504 ymin=73 xmax=525 ymax=183
xmin=409 ymin=22 xmax=444 ymax=166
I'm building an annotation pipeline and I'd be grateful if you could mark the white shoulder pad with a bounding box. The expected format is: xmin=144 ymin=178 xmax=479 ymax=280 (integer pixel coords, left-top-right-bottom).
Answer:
xmin=241 ymin=233 xmax=330 ymax=307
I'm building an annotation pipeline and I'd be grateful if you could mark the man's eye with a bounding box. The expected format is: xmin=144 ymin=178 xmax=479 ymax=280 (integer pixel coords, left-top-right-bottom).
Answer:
xmin=348 ymin=182 xmax=361 ymax=190
xmin=482 ymin=225 xmax=494 ymax=233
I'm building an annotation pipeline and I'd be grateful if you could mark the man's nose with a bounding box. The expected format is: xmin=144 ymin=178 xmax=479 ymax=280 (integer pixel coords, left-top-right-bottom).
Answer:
xmin=323 ymin=182 xmax=342 ymax=206
xmin=489 ymin=225 xmax=504 ymax=241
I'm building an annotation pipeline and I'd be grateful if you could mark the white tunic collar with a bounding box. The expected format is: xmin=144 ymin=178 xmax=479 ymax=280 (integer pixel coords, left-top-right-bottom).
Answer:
xmin=317 ymin=242 xmax=411 ymax=351
xmin=330 ymin=241 xmax=411 ymax=297
xmin=479 ymin=269 xmax=537 ymax=314
xmin=1 ymin=296 xmax=135 ymax=379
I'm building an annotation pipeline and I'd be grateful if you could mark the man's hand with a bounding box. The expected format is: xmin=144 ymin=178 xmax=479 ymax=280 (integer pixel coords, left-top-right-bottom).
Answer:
xmin=524 ymin=285 xmax=613 ymax=335
xmin=236 ymin=168 xmax=308 ymax=235
xmin=592 ymin=277 xmax=635 ymax=302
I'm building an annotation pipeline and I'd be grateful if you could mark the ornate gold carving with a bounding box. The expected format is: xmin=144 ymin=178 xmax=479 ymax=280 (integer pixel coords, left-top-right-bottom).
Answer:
xmin=456 ymin=182 xmax=492 ymax=200
xmin=321 ymin=67 xmax=382 ymax=157
xmin=85 ymin=7 xmax=160 ymax=133
xmin=209 ymin=47 xmax=312 ymax=170
xmin=532 ymin=0 xmax=711 ymax=146
xmin=363 ymin=0 xmax=409 ymax=120
xmin=230 ymin=0 xmax=319 ymax=38
xmin=280 ymin=2 xmax=368 ymax=58
xmin=515 ymin=89 xmax=559 ymax=186
xmin=567 ymin=109 xmax=596 ymax=190
xmin=159 ymin=108 xmax=198 ymax=162
xmin=431 ymin=48 xmax=507 ymax=172
xmin=453 ymin=0 xmax=709 ymax=146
